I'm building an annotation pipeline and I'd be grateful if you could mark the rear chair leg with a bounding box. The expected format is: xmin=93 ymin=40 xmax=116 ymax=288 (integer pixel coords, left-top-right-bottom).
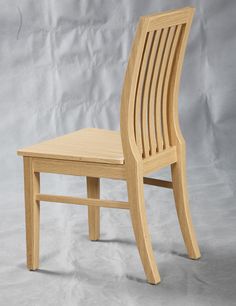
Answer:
xmin=127 ymin=167 xmax=161 ymax=284
xmin=171 ymin=146 xmax=201 ymax=259
xmin=87 ymin=177 xmax=100 ymax=241
xmin=23 ymin=157 xmax=40 ymax=270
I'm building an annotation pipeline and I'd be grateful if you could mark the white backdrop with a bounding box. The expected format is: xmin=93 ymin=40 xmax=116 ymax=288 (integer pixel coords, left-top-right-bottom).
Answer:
xmin=0 ymin=1 xmax=236 ymax=305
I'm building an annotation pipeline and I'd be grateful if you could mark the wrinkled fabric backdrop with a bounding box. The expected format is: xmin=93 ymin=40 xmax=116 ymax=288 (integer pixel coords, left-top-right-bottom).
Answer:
xmin=1 ymin=0 xmax=236 ymax=305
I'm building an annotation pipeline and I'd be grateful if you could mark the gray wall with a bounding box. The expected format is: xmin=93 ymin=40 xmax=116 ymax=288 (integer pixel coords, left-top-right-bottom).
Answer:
xmin=1 ymin=1 xmax=236 ymax=305
xmin=1 ymin=0 xmax=236 ymax=178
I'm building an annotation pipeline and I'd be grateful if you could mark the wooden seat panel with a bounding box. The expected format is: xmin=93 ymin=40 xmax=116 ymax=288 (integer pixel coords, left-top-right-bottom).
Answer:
xmin=17 ymin=128 xmax=124 ymax=165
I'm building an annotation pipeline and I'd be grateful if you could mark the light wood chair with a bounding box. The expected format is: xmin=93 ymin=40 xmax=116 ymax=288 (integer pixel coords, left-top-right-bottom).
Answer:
xmin=17 ymin=7 xmax=201 ymax=284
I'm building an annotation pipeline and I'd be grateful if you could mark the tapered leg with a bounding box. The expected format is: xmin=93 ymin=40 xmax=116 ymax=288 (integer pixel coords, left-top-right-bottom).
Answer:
xmin=23 ymin=157 xmax=40 ymax=270
xmin=127 ymin=166 xmax=161 ymax=284
xmin=171 ymin=147 xmax=201 ymax=259
xmin=87 ymin=177 xmax=100 ymax=241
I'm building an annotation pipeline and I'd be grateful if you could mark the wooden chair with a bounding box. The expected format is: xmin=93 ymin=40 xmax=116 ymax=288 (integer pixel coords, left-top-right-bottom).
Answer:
xmin=17 ymin=7 xmax=201 ymax=284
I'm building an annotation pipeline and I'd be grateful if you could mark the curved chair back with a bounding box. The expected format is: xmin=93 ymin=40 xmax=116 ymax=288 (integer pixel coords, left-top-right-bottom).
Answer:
xmin=120 ymin=7 xmax=195 ymax=162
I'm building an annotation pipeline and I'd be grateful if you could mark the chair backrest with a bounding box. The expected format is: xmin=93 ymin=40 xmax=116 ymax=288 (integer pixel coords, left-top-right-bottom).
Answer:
xmin=120 ymin=7 xmax=195 ymax=162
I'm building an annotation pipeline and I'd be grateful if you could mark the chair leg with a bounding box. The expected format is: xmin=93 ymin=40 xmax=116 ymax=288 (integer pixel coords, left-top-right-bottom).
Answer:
xmin=23 ymin=157 xmax=40 ymax=270
xmin=87 ymin=177 xmax=100 ymax=241
xmin=171 ymin=148 xmax=201 ymax=259
xmin=127 ymin=169 xmax=161 ymax=284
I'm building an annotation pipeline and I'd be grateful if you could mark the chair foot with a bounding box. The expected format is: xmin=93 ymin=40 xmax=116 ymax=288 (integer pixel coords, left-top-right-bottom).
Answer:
xmin=29 ymin=267 xmax=38 ymax=271
xmin=127 ymin=167 xmax=161 ymax=284
xmin=87 ymin=177 xmax=100 ymax=241
xmin=171 ymin=150 xmax=201 ymax=260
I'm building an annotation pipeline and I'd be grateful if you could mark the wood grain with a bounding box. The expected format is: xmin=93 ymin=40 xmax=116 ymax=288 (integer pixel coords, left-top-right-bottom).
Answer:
xmin=143 ymin=177 xmax=173 ymax=189
xmin=18 ymin=128 xmax=124 ymax=165
xmin=37 ymin=194 xmax=130 ymax=209
xmin=87 ymin=177 xmax=100 ymax=241
xmin=120 ymin=6 xmax=200 ymax=283
xmin=23 ymin=157 xmax=40 ymax=270
xmin=18 ymin=7 xmax=200 ymax=285
xmin=32 ymin=158 xmax=125 ymax=180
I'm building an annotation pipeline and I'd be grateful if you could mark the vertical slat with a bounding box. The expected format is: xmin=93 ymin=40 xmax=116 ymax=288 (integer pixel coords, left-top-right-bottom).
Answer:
xmin=152 ymin=28 xmax=169 ymax=152
xmin=155 ymin=26 xmax=176 ymax=151
xmin=141 ymin=31 xmax=155 ymax=158
xmin=162 ymin=25 xmax=182 ymax=148
xmin=134 ymin=34 xmax=149 ymax=155
xmin=147 ymin=31 xmax=161 ymax=156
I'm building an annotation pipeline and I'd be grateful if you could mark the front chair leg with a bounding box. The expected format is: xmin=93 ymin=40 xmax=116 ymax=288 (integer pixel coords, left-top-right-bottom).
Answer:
xmin=23 ymin=157 xmax=40 ymax=270
xmin=127 ymin=168 xmax=161 ymax=284
xmin=171 ymin=146 xmax=201 ymax=259
xmin=87 ymin=177 xmax=100 ymax=241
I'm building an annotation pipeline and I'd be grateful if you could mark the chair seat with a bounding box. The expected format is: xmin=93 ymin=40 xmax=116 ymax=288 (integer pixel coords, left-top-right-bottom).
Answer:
xmin=17 ymin=128 xmax=124 ymax=165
